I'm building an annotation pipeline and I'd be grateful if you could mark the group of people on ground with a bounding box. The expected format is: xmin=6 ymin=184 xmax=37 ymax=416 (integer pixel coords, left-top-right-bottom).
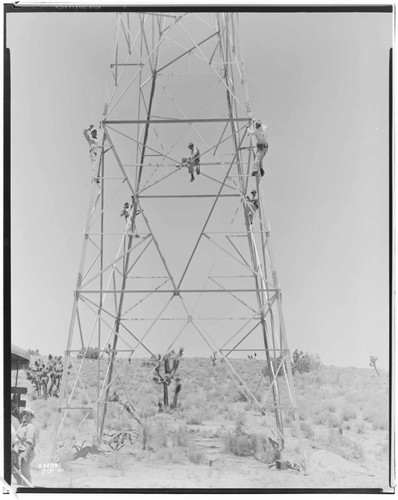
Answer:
xmin=11 ymin=406 xmax=38 ymax=487
xmin=85 ymin=118 xmax=268 ymax=230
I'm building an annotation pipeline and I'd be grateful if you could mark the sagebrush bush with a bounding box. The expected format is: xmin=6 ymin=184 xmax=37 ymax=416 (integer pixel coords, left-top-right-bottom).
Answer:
xmin=341 ymin=405 xmax=358 ymax=422
xmin=185 ymin=409 xmax=205 ymax=425
xmin=301 ymin=421 xmax=315 ymax=440
xmin=326 ymin=412 xmax=342 ymax=428
xmin=223 ymin=428 xmax=278 ymax=463
xmin=327 ymin=428 xmax=364 ymax=462
xmin=291 ymin=350 xmax=322 ymax=374
xmin=187 ymin=447 xmax=205 ymax=465
xmin=363 ymin=403 xmax=388 ymax=430
xmin=223 ymin=431 xmax=252 ymax=457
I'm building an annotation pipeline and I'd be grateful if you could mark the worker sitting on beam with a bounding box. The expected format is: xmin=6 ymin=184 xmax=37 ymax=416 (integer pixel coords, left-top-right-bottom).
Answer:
xmin=179 ymin=142 xmax=201 ymax=182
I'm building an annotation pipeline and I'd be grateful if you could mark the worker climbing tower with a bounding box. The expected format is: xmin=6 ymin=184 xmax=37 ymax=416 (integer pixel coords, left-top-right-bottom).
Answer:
xmin=55 ymin=11 xmax=306 ymax=470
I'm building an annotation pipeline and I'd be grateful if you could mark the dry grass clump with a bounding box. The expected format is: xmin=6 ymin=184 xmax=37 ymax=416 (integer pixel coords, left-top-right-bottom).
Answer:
xmin=341 ymin=405 xmax=358 ymax=422
xmin=301 ymin=421 xmax=315 ymax=440
xmin=185 ymin=410 xmax=206 ymax=425
xmin=327 ymin=429 xmax=364 ymax=462
xmin=326 ymin=412 xmax=342 ymax=428
xmin=222 ymin=423 xmax=279 ymax=463
xmin=187 ymin=447 xmax=205 ymax=464
xmin=363 ymin=401 xmax=388 ymax=430
xmin=139 ymin=418 xmax=204 ymax=464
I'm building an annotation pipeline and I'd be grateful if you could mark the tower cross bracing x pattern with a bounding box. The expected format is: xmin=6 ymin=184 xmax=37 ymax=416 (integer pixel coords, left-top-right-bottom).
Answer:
xmin=55 ymin=11 xmax=306 ymax=469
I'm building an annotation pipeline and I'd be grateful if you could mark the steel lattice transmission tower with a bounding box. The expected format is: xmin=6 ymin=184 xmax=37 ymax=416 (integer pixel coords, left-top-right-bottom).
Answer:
xmin=55 ymin=11 xmax=306 ymax=467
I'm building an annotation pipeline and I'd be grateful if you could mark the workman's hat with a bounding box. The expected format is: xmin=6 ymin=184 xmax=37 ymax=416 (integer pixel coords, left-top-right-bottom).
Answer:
xmin=124 ymin=202 xmax=129 ymax=207
xmin=255 ymin=120 xmax=262 ymax=128
xmin=22 ymin=407 xmax=35 ymax=418
xmin=188 ymin=142 xmax=194 ymax=148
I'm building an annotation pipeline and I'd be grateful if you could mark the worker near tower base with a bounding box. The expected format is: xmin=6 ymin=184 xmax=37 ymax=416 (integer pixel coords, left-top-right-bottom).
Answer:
xmin=13 ymin=407 xmax=38 ymax=487
xmin=247 ymin=120 xmax=268 ymax=177
xmin=246 ymin=189 xmax=259 ymax=225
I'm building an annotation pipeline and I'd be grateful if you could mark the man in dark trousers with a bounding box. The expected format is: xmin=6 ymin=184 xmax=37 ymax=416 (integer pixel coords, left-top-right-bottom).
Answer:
xmin=173 ymin=377 xmax=182 ymax=409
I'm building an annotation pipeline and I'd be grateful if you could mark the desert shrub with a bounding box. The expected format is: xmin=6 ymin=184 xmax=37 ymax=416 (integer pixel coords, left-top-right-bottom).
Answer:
xmin=223 ymin=428 xmax=278 ymax=463
xmin=291 ymin=350 xmax=322 ymax=374
xmin=56 ymin=445 xmax=74 ymax=470
xmin=156 ymin=447 xmax=187 ymax=464
xmin=327 ymin=429 xmax=364 ymax=461
xmin=184 ymin=387 xmax=207 ymax=412
xmin=234 ymin=411 xmax=246 ymax=430
xmin=326 ymin=412 xmax=342 ymax=428
xmin=356 ymin=421 xmax=365 ymax=434
xmin=301 ymin=421 xmax=315 ymax=440
xmin=341 ymin=405 xmax=358 ymax=422
xmin=77 ymin=347 xmax=100 ymax=360
xmin=140 ymin=419 xmax=168 ymax=450
xmin=313 ymin=411 xmax=329 ymax=426
xmin=138 ymin=404 xmax=158 ymax=419
xmin=187 ymin=447 xmax=205 ymax=465
xmin=363 ymin=402 xmax=388 ymax=430
xmin=223 ymin=431 xmax=253 ymax=456
xmin=185 ymin=409 xmax=205 ymax=425
xmin=290 ymin=420 xmax=314 ymax=440
xmin=141 ymin=419 xmax=193 ymax=452
xmin=261 ymin=355 xmax=286 ymax=378
xmin=171 ymin=426 xmax=190 ymax=447
xmin=283 ymin=411 xmax=294 ymax=425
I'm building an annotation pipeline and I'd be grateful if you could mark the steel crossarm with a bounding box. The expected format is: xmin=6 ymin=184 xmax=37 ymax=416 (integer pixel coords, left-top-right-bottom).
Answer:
xmin=79 ymin=295 xmax=146 ymax=355
xmin=208 ymin=277 xmax=258 ymax=315
xmin=105 ymin=15 xmax=179 ymax=118
xmin=203 ymin=233 xmax=266 ymax=282
xmin=80 ymin=235 xmax=151 ymax=289
xmin=177 ymin=132 xmax=248 ymax=289
xmin=121 ymin=278 xmax=171 ymax=317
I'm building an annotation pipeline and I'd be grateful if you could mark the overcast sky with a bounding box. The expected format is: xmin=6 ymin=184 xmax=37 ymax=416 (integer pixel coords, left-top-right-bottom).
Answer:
xmin=6 ymin=7 xmax=392 ymax=369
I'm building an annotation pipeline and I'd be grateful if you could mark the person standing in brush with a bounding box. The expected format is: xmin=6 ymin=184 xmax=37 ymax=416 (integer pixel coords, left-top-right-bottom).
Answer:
xmin=13 ymin=408 xmax=38 ymax=486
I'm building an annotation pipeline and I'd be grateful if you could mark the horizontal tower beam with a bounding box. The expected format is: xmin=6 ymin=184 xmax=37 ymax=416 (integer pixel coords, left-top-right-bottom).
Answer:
xmin=104 ymin=118 xmax=249 ymax=125
xmin=78 ymin=289 xmax=279 ymax=293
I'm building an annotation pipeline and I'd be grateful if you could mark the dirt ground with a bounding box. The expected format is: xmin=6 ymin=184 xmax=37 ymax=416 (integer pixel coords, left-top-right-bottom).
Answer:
xmin=12 ymin=422 xmax=391 ymax=491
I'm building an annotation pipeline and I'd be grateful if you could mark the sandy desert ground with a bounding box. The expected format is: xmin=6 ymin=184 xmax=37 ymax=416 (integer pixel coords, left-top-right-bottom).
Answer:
xmin=9 ymin=358 xmax=392 ymax=492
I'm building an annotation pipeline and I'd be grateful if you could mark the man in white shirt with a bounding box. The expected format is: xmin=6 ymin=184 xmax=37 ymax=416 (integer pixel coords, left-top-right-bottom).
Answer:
xmin=120 ymin=196 xmax=142 ymax=237
xmin=247 ymin=120 xmax=268 ymax=177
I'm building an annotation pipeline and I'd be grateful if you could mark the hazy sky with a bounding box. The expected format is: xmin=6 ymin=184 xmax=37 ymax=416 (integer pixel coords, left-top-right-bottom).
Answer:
xmin=6 ymin=7 xmax=392 ymax=369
